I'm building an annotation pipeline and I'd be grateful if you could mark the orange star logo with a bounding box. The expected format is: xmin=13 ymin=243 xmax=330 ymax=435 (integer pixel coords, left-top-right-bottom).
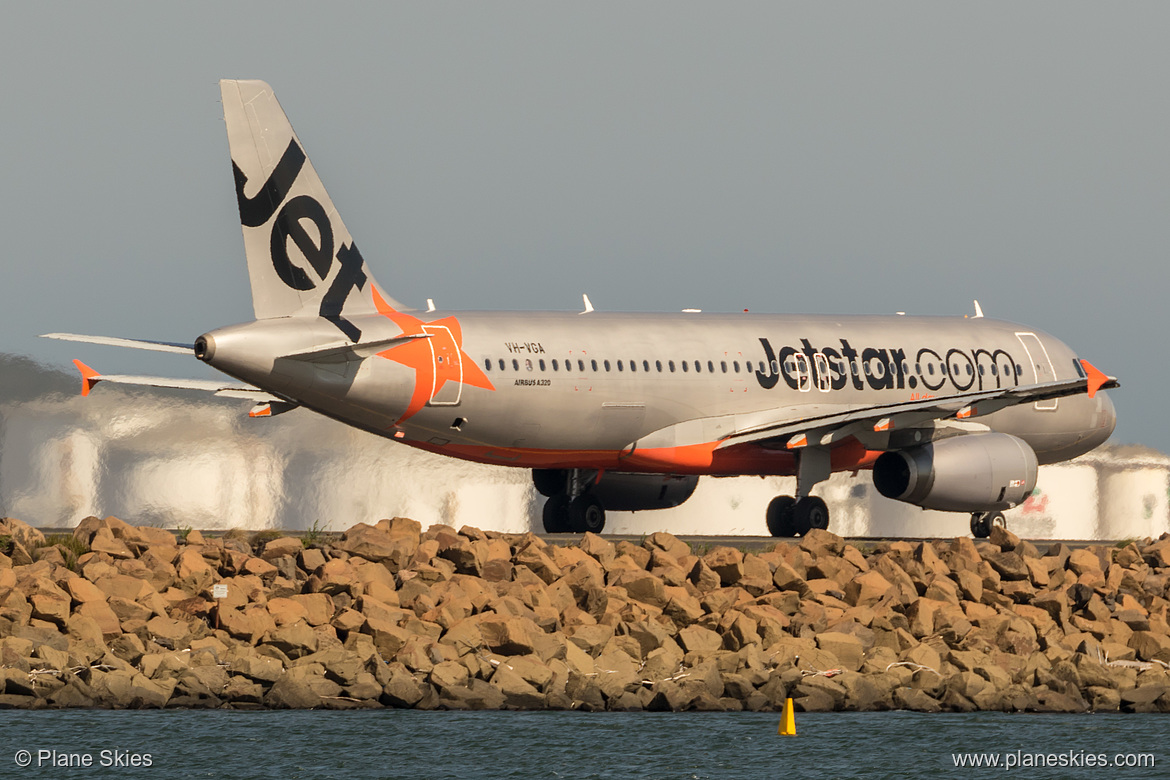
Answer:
xmin=371 ymin=288 xmax=494 ymax=423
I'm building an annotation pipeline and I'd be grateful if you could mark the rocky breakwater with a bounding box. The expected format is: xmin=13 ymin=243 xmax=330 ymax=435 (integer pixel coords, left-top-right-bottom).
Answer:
xmin=3 ymin=515 xmax=1170 ymax=712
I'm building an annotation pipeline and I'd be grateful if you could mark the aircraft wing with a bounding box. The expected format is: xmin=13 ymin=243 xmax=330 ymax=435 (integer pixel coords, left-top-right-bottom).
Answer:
xmin=716 ymin=361 xmax=1118 ymax=452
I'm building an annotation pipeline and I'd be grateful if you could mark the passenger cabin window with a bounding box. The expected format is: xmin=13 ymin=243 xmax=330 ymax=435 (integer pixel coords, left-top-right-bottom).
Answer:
xmin=669 ymin=361 xmax=676 ymax=372
xmin=539 ymin=359 xmax=546 ymax=371
xmin=682 ymin=361 xmax=689 ymax=372
xmin=590 ymin=359 xmax=598 ymax=372
xmin=643 ymin=360 xmax=650 ymax=372
xmin=512 ymin=359 xmax=519 ymax=371
xmin=484 ymin=359 xmax=491 ymax=371
xmin=721 ymin=361 xmax=727 ymax=373
xmin=552 ymin=359 xmax=559 ymax=371
xmin=526 ymin=359 xmax=533 ymax=371
xmin=604 ymin=360 xmax=611 ymax=371
xmin=499 ymin=359 xmax=506 ymax=370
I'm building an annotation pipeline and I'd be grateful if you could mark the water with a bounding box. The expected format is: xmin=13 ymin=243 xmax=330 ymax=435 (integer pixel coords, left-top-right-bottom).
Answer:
xmin=0 ymin=711 xmax=1166 ymax=779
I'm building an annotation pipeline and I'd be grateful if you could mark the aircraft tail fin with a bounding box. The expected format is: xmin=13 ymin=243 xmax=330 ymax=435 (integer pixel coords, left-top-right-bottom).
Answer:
xmin=220 ymin=79 xmax=406 ymax=335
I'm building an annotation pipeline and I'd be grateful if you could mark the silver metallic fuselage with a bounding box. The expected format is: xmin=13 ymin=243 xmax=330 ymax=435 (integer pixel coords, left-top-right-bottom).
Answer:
xmin=198 ymin=310 xmax=1115 ymax=478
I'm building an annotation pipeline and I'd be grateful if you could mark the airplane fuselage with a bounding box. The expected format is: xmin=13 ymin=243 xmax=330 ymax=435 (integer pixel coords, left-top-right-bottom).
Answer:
xmin=197 ymin=310 xmax=1116 ymax=478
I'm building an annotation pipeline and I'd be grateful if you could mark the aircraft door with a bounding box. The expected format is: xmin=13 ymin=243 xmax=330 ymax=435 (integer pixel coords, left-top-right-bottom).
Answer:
xmin=793 ymin=353 xmax=812 ymax=392
xmin=1015 ymin=332 xmax=1058 ymax=411
xmin=813 ymin=353 xmax=831 ymax=392
xmin=425 ymin=325 xmax=463 ymax=406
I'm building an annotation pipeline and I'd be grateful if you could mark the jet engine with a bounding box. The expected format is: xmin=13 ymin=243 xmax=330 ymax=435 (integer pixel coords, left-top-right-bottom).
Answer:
xmin=533 ymin=469 xmax=698 ymax=512
xmin=872 ymin=432 xmax=1038 ymax=512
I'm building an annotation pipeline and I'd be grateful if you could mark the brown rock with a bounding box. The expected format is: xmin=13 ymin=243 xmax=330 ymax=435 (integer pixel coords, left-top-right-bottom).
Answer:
xmin=72 ymin=515 xmax=132 ymax=545
xmin=490 ymin=664 xmax=545 ymax=708
xmin=66 ymin=579 xmax=114 ymax=609
xmin=816 ymin=632 xmax=865 ymax=672
xmin=479 ymin=616 xmax=540 ymax=656
xmin=85 ymin=528 xmax=132 ymax=560
xmin=3 ymin=517 xmax=46 ymax=548
xmin=364 ymin=617 xmax=412 ymax=659
xmin=218 ymin=607 xmax=274 ymax=644
xmin=267 ymin=597 xmax=310 ymax=627
xmin=264 ymin=622 xmax=320 ymax=659
xmin=703 ymin=547 xmax=745 ymax=586
xmin=677 ymin=625 xmax=722 ymax=657
xmin=983 ymin=551 xmax=1029 ymax=581
xmin=76 ymin=601 xmax=122 ymax=640
xmin=688 ymin=560 xmax=722 ymax=593
xmin=339 ymin=523 xmax=402 ymax=564
xmin=261 ymin=536 xmax=304 ymax=561
xmin=514 ymin=544 xmax=563 ymax=585
xmin=644 ymin=532 xmax=691 ymax=561
xmin=1129 ymin=631 xmax=1170 ymax=662
xmin=844 ymin=569 xmax=893 ymax=607
xmin=290 ymin=593 xmax=335 ymax=626
xmin=609 ymin=570 xmax=667 ymax=608
xmin=1067 ymin=548 xmax=1103 ymax=576
xmin=265 ymin=676 xmax=323 ymax=709
xmin=893 ymin=686 xmax=942 ymax=712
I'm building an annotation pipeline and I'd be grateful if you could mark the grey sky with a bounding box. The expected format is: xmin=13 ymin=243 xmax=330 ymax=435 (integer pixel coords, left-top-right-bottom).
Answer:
xmin=2 ymin=3 xmax=1166 ymax=448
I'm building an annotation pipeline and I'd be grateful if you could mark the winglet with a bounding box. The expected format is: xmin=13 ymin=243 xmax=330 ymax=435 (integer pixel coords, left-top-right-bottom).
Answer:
xmin=73 ymin=359 xmax=101 ymax=397
xmin=1080 ymin=359 xmax=1110 ymax=399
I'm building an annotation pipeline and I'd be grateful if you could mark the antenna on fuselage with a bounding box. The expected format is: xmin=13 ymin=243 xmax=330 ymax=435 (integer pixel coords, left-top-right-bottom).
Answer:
xmin=972 ymin=300 xmax=984 ymax=319
xmin=580 ymin=294 xmax=594 ymax=315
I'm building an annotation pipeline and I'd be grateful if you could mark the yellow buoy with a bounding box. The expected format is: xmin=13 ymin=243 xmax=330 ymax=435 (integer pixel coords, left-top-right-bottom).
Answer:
xmin=778 ymin=697 xmax=796 ymax=736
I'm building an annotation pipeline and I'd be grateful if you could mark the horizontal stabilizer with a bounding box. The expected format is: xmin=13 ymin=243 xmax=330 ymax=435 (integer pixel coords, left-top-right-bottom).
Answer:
xmin=43 ymin=333 xmax=193 ymax=354
xmin=71 ymin=360 xmax=279 ymax=402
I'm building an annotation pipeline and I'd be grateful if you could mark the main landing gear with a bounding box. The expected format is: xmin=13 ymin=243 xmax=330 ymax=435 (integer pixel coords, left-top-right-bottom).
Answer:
xmin=541 ymin=469 xmax=606 ymax=534
xmin=766 ymin=495 xmax=829 ymax=537
xmin=970 ymin=511 xmax=1006 ymax=539
xmin=765 ymin=446 xmax=832 ymax=538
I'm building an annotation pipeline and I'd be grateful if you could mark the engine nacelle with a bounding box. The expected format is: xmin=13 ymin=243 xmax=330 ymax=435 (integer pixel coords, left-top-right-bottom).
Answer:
xmin=872 ymin=432 xmax=1038 ymax=512
xmin=532 ymin=469 xmax=699 ymax=512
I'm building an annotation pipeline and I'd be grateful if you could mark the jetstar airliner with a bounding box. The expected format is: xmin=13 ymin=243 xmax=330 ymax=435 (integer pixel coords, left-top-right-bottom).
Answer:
xmin=44 ymin=80 xmax=1119 ymax=539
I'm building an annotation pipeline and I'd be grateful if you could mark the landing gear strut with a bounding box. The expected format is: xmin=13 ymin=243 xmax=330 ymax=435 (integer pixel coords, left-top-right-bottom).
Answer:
xmin=970 ymin=511 xmax=1005 ymax=539
xmin=541 ymin=469 xmax=606 ymax=534
xmin=766 ymin=447 xmax=832 ymax=537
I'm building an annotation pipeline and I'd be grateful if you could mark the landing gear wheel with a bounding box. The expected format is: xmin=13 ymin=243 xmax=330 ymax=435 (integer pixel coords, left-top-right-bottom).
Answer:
xmin=970 ymin=512 xmax=992 ymax=539
xmin=766 ymin=496 xmax=797 ymax=537
xmin=542 ymin=494 xmax=571 ymax=533
xmin=569 ymin=494 xmax=606 ymax=534
xmin=792 ymin=496 xmax=829 ymax=536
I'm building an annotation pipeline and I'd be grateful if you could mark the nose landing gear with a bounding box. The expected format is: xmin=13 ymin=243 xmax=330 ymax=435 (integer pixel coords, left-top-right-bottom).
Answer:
xmin=970 ymin=511 xmax=1005 ymax=539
